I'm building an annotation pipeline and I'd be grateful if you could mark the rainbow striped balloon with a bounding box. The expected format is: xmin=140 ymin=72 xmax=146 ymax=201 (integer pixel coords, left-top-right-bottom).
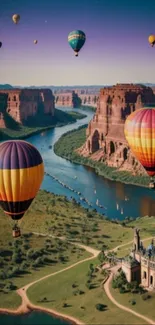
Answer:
xmin=124 ymin=107 xmax=155 ymax=177
xmin=0 ymin=140 xmax=44 ymax=221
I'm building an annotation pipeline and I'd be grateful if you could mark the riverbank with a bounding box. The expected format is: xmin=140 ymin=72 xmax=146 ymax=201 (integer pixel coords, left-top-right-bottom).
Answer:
xmin=0 ymin=109 xmax=86 ymax=141
xmin=54 ymin=126 xmax=153 ymax=189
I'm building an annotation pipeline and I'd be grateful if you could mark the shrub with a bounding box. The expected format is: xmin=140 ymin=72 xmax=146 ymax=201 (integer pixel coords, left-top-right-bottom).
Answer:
xmin=95 ymin=303 xmax=107 ymax=311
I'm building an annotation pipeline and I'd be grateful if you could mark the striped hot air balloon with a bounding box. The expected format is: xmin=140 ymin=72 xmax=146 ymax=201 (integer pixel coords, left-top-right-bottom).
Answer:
xmin=68 ymin=30 xmax=86 ymax=57
xmin=124 ymin=107 xmax=155 ymax=179
xmin=0 ymin=140 xmax=44 ymax=237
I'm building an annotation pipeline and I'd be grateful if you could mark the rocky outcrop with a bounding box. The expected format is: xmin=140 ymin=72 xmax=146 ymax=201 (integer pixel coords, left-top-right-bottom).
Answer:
xmin=55 ymin=90 xmax=99 ymax=108
xmin=0 ymin=89 xmax=55 ymax=126
xmin=55 ymin=91 xmax=81 ymax=108
xmin=78 ymin=84 xmax=155 ymax=175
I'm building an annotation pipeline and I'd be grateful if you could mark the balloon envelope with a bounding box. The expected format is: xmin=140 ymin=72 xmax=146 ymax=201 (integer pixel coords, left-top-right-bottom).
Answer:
xmin=0 ymin=42 xmax=2 ymax=48
xmin=148 ymin=35 xmax=155 ymax=46
xmin=0 ymin=140 xmax=44 ymax=220
xmin=12 ymin=14 xmax=20 ymax=24
xmin=124 ymin=108 xmax=155 ymax=177
xmin=34 ymin=40 xmax=38 ymax=44
xmin=68 ymin=30 xmax=86 ymax=56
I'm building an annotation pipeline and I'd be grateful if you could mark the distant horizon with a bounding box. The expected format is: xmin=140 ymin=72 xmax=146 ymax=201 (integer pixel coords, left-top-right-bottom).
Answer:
xmin=1 ymin=82 xmax=155 ymax=88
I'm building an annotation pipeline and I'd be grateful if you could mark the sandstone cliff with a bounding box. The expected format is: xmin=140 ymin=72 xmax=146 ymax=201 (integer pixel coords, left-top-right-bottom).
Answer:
xmin=55 ymin=90 xmax=99 ymax=108
xmin=0 ymin=89 xmax=55 ymax=128
xmin=77 ymin=84 xmax=155 ymax=176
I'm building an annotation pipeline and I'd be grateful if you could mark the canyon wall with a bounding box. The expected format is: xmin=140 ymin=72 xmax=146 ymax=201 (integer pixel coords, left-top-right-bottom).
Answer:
xmin=0 ymin=88 xmax=55 ymax=127
xmin=55 ymin=91 xmax=81 ymax=108
xmin=55 ymin=90 xmax=99 ymax=108
xmin=78 ymin=83 xmax=155 ymax=175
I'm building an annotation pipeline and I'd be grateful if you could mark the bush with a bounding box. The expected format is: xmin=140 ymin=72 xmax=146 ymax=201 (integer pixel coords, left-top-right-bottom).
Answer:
xmin=95 ymin=303 xmax=107 ymax=311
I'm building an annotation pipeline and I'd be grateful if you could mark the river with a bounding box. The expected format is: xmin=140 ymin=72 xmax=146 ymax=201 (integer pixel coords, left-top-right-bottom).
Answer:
xmin=0 ymin=311 xmax=70 ymax=325
xmin=26 ymin=107 xmax=155 ymax=221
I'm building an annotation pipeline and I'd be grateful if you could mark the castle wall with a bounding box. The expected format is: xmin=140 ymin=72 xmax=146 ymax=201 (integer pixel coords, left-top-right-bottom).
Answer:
xmin=0 ymin=89 xmax=55 ymax=125
xmin=141 ymin=257 xmax=155 ymax=288
xmin=78 ymin=83 xmax=155 ymax=175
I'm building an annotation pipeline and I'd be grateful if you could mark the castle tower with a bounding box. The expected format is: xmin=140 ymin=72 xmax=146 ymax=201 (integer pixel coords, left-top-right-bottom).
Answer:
xmin=133 ymin=228 xmax=140 ymax=252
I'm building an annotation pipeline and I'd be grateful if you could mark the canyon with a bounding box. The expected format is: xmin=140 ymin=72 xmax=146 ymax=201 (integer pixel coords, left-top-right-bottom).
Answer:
xmin=77 ymin=83 xmax=155 ymax=176
xmin=0 ymin=89 xmax=55 ymax=128
xmin=55 ymin=90 xmax=99 ymax=108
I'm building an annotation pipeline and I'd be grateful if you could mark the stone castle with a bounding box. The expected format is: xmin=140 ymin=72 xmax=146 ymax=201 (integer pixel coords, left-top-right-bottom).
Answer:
xmin=122 ymin=229 xmax=155 ymax=289
xmin=77 ymin=83 xmax=155 ymax=175
xmin=0 ymin=88 xmax=55 ymax=127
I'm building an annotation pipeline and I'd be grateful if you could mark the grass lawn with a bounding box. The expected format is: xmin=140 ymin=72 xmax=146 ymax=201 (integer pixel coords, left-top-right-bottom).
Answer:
xmin=54 ymin=126 xmax=154 ymax=188
xmin=67 ymin=111 xmax=87 ymax=119
xmin=111 ymin=284 xmax=155 ymax=321
xmin=28 ymin=259 xmax=146 ymax=324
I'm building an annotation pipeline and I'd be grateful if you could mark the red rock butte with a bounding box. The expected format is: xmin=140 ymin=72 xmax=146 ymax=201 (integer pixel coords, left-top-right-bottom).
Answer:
xmin=0 ymin=88 xmax=55 ymax=127
xmin=55 ymin=90 xmax=99 ymax=108
xmin=77 ymin=83 xmax=155 ymax=175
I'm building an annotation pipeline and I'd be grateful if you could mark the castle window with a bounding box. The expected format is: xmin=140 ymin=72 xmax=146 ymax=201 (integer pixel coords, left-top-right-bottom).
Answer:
xmin=13 ymin=95 xmax=16 ymax=101
xmin=143 ymin=271 xmax=147 ymax=279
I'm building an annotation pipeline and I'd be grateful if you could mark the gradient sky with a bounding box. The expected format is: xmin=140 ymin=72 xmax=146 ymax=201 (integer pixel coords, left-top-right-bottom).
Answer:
xmin=0 ymin=0 xmax=155 ymax=86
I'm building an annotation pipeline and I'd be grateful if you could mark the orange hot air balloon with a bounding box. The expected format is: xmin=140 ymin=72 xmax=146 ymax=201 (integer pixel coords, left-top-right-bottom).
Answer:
xmin=148 ymin=35 xmax=155 ymax=47
xmin=124 ymin=107 xmax=155 ymax=180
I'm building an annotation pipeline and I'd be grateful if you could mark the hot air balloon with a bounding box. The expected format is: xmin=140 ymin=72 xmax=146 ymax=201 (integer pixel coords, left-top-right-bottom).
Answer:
xmin=0 ymin=140 xmax=44 ymax=237
xmin=68 ymin=30 xmax=86 ymax=57
xmin=0 ymin=42 xmax=2 ymax=48
xmin=34 ymin=40 xmax=38 ymax=44
xmin=148 ymin=35 xmax=155 ymax=47
xmin=124 ymin=107 xmax=155 ymax=187
xmin=12 ymin=14 xmax=20 ymax=24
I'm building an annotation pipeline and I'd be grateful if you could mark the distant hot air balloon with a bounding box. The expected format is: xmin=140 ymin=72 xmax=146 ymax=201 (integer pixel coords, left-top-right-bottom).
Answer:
xmin=12 ymin=14 xmax=20 ymax=24
xmin=68 ymin=30 xmax=86 ymax=57
xmin=0 ymin=42 xmax=2 ymax=48
xmin=0 ymin=140 xmax=44 ymax=237
xmin=34 ymin=40 xmax=38 ymax=44
xmin=124 ymin=107 xmax=155 ymax=184
xmin=148 ymin=35 xmax=155 ymax=47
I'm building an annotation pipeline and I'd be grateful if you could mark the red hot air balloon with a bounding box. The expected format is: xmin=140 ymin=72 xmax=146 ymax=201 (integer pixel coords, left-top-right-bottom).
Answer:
xmin=124 ymin=107 xmax=155 ymax=187
xmin=0 ymin=140 xmax=44 ymax=237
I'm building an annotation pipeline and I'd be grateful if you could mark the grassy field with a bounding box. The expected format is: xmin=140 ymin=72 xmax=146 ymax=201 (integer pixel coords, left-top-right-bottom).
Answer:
xmin=0 ymin=109 xmax=85 ymax=141
xmin=0 ymin=189 xmax=155 ymax=310
xmin=54 ymin=126 xmax=154 ymax=188
xmin=28 ymin=259 xmax=145 ymax=324
xmin=111 ymin=283 xmax=155 ymax=321
xmin=67 ymin=111 xmax=87 ymax=119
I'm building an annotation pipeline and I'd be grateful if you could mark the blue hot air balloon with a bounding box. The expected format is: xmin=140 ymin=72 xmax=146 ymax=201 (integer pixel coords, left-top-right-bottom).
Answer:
xmin=68 ymin=30 xmax=86 ymax=57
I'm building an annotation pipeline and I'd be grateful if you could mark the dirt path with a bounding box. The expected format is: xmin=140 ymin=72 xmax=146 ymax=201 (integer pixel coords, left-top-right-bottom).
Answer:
xmin=0 ymin=241 xmax=99 ymax=324
xmin=104 ymin=265 xmax=155 ymax=325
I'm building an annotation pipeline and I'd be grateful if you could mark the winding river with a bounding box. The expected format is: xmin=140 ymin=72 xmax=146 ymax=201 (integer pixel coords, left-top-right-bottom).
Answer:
xmin=27 ymin=107 xmax=155 ymax=221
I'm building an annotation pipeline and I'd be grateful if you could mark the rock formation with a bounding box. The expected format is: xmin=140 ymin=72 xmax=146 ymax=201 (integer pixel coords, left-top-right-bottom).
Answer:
xmin=55 ymin=90 xmax=99 ymax=108
xmin=0 ymin=89 xmax=55 ymax=127
xmin=55 ymin=91 xmax=81 ymax=108
xmin=78 ymin=84 xmax=155 ymax=175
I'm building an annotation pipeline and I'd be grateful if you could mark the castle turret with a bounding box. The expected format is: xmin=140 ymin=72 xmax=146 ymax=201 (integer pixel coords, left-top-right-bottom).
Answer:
xmin=133 ymin=228 xmax=140 ymax=252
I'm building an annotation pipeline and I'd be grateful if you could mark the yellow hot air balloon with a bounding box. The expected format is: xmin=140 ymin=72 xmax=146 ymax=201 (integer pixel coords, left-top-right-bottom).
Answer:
xmin=0 ymin=140 xmax=44 ymax=237
xmin=12 ymin=14 xmax=20 ymax=24
xmin=148 ymin=35 xmax=155 ymax=47
xmin=34 ymin=40 xmax=38 ymax=44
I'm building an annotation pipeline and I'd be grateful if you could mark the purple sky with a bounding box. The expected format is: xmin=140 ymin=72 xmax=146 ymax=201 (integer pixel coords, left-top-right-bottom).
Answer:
xmin=0 ymin=0 xmax=155 ymax=86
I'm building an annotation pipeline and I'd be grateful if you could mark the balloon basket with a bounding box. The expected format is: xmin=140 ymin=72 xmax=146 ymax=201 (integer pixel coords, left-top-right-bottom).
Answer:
xmin=149 ymin=182 xmax=155 ymax=189
xmin=12 ymin=228 xmax=21 ymax=238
